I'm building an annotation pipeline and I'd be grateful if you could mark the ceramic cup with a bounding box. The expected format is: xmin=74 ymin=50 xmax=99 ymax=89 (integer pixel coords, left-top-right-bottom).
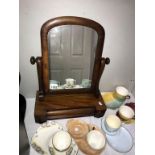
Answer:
xmin=65 ymin=78 xmax=76 ymax=87
xmin=113 ymin=86 xmax=130 ymax=102
xmin=50 ymin=80 xmax=60 ymax=89
xmin=104 ymin=115 xmax=121 ymax=132
xmin=118 ymin=105 xmax=135 ymax=121
xmin=52 ymin=131 xmax=72 ymax=153
xmin=86 ymin=130 xmax=106 ymax=150
xmin=81 ymin=79 xmax=91 ymax=88
xmin=103 ymin=86 xmax=130 ymax=109
xmin=50 ymin=84 xmax=58 ymax=89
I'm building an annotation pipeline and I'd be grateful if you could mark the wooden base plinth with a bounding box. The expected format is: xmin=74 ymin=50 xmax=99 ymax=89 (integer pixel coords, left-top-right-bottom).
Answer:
xmin=34 ymin=91 xmax=106 ymax=123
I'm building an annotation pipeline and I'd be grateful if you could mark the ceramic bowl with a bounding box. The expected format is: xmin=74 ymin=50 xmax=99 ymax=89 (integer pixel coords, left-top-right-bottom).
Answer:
xmin=105 ymin=115 xmax=121 ymax=132
xmin=52 ymin=131 xmax=72 ymax=152
xmin=119 ymin=105 xmax=135 ymax=120
xmin=86 ymin=130 xmax=106 ymax=150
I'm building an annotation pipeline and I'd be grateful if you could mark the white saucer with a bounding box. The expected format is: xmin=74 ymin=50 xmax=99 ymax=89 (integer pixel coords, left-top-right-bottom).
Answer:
xmin=101 ymin=118 xmax=119 ymax=136
xmin=48 ymin=138 xmax=78 ymax=155
xmin=106 ymin=127 xmax=133 ymax=153
xmin=31 ymin=121 xmax=78 ymax=155
xmin=62 ymin=84 xmax=83 ymax=89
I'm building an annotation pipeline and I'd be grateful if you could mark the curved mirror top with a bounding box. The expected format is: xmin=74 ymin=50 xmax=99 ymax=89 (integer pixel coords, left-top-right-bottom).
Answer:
xmin=48 ymin=25 xmax=98 ymax=90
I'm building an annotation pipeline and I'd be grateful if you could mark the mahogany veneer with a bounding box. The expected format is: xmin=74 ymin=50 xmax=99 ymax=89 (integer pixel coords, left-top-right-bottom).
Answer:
xmin=30 ymin=16 xmax=110 ymax=123
xmin=35 ymin=92 xmax=106 ymax=123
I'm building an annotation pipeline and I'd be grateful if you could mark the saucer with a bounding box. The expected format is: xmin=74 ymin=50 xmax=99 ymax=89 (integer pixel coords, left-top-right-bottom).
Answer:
xmin=67 ymin=119 xmax=106 ymax=155
xmin=101 ymin=118 xmax=119 ymax=136
xmin=62 ymin=84 xmax=83 ymax=89
xmin=48 ymin=138 xmax=78 ymax=155
xmin=106 ymin=127 xmax=133 ymax=153
xmin=73 ymin=85 xmax=83 ymax=89
xmin=67 ymin=119 xmax=89 ymax=139
xmin=31 ymin=121 xmax=63 ymax=155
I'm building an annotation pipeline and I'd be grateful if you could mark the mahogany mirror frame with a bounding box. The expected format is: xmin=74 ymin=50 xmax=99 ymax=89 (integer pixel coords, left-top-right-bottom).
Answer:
xmin=30 ymin=16 xmax=110 ymax=123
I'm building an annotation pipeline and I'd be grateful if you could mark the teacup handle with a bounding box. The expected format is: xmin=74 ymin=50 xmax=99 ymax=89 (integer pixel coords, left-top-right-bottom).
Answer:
xmin=126 ymin=95 xmax=130 ymax=99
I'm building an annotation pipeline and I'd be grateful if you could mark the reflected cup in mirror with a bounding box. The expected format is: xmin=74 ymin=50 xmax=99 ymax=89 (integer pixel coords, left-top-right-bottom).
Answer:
xmin=81 ymin=79 xmax=91 ymax=88
xmin=50 ymin=80 xmax=60 ymax=89
xmin=50 ymin=84 xmax=58 ymax=89
xmin=65 ymin=78 xmax=76 ymax=88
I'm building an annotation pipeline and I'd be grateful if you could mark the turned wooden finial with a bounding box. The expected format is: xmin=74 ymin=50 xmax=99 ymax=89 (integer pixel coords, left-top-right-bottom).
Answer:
xmin=105 ymin=57 xmax=110 ymax=64
xmin=30 ymin=56 xmax=36 ymax=65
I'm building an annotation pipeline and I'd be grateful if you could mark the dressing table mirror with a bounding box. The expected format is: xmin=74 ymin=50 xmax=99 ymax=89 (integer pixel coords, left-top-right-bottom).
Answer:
xmin=30 ymin=16 xmax=110 ymax=123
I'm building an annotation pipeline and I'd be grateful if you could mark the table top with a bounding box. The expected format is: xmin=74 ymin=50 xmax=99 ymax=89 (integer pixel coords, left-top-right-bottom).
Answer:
xmin=24 ymin=93 xmax=135 ymax=155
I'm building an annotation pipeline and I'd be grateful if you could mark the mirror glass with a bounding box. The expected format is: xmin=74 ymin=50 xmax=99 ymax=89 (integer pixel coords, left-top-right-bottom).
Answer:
xmin=48 ymin=25 xmax=98 ymax=90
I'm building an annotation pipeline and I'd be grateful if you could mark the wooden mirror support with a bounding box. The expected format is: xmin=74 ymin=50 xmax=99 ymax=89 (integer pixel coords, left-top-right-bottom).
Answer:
xmin=30 ymin=16 xmax=110 ymax=123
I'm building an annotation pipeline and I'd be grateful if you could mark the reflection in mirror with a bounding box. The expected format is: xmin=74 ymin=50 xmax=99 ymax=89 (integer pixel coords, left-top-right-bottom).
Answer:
xmin=48 ymin=25 xmax=98 ymax=90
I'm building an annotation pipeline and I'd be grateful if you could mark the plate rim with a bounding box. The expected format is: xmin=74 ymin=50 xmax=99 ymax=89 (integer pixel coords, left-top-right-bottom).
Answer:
xmin=31 ymin=121 xmax=64 ymax=155
xmin=106 ymin=126 xmax=134 ymax=153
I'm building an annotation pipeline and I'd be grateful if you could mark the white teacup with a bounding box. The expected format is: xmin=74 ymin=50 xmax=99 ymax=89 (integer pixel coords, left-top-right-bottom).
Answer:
xmin=65 ymin=78 xmax=76 ymax=87
xmin=104 ymin=115 xmax=121 ymax=132
xmin=86 ymin=130 xmax=106 ymax=150
xmin=81 ymin=79 xmax=91 ymax=88
xmin=119 ymin=105 xmax=135 ymax=120
xmin=50 ymin=80 xmax=60 ymax=89
xmin=52 ymin=131 xmax=72 ymax=153
xmin=50 ymin=83 xmax=58 ymax=89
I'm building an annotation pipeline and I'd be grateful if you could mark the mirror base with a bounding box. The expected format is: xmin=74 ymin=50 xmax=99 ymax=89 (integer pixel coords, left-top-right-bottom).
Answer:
xmin=34 ymin=91 xmax=106 ymax=123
